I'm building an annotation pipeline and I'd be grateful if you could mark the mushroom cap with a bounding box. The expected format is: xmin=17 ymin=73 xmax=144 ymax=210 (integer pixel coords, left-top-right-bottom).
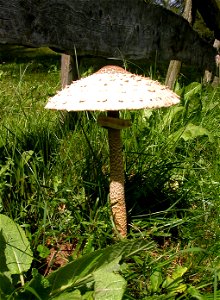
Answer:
xmin=45 ymin=65 xmax=180 ymax=111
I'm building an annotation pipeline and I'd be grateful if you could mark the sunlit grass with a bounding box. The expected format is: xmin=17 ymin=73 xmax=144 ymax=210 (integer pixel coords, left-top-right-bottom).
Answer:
xmin=1 ymin=46 xmax=220 ymax=298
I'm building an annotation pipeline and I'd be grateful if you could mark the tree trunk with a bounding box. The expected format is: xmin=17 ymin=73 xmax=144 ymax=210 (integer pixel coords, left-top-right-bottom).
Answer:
xmin=203 ymin=39 xmax=220 ymax=85
xmin=165 ymin=0 xmax=193 ymax=89
xmin=61 ymin=54 xmax=80 ymax=88
xmin=182 ymin=0 xmax=193 ymax=23
xmin=61 ymin=54 xmax=74 ymax=88
xmin=212 ymin=40 xmax=220 ymax=86
xmin=213 ymin=39 xmax=220 ymax=52
xmin=60 ymin=54 xmax=81 ymax=127
xmin=165 ymin=59 xmax=182 ymax=89
xmin=215 ymin=52 xmax=220 ymax=85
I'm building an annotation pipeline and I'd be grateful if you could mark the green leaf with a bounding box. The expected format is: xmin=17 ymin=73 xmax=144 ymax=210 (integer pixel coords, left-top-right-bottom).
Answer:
xmin=29 ymin=239 xmax=154 ymax=298
xmin=169 ymin=123 xmax=214 ymax=143
xmin=183 ymin=82 xmax=202 ymax=101
xmin=50 ymin=289 xmax=83 ymax=299
xmin=181 ymin=123 xmax=213 ymax=142
xmin=149 ymin=268 xmax=163 ymax=293
xmin=21 ymin=269 xmax=51 ymax=299
xmin=170 ymin=265 xmax=188 ymax=279
xmin=162 ymin=266 xmax=187 ymax=295
xmin=0 ymin=272 xmax=13 ymax=296
xmin=37 ymin=244 xmax=50 ymax=258
xmin=22 ymin=286 xmax=44 ymax=300
xmin=93 ymin=256 xmax=126 ymax=300
xmin=51 ymin=290 xmax=94 ymax=300
xmin=0 ymin=214 xmax=33 ymax=275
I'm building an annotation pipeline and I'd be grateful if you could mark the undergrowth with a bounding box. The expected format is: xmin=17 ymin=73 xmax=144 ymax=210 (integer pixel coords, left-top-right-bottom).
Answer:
xmin=0 ymin=46 xmax=220 ymax=299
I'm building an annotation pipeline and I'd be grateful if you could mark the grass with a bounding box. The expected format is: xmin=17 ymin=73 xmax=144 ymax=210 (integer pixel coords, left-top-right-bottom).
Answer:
xmin=1 ymin=45 xmax=220 ymax=299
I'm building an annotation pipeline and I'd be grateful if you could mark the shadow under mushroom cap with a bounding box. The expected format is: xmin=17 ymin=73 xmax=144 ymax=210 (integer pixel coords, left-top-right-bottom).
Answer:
xmin=45 ymin=65 xmax=180 ymax=112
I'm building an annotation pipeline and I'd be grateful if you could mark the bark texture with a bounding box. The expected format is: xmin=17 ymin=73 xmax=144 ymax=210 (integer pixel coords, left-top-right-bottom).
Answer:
xmin=165 ymin=0 xmax=193 ymax=89
xmin=183 ymin=0 xmax=193 ymax=24
xmin=61 ymin=53 xmax=81 ymax=88
xmin=214 ymin=39 xmax=220 ymax=52
xmin=165 ymin=60 xmax=182 ymax=89
xmin=203 ymin=39 xmax=220 ymax=84
xmin=61 ymin=55 xmax=75 ymax=88
xmin=60 ymin=54 xmax=80 ymax=126
xmin=0 ymin=0 xmax=216 ymax=70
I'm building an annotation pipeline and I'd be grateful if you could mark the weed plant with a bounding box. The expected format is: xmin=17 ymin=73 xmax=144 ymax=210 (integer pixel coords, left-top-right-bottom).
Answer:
xmin=1 ymin=46 xmax=220 ymax=298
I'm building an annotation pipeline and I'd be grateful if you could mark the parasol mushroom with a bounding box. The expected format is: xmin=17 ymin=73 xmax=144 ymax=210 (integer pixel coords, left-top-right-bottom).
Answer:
xmin=45 ymin=65 xmax=180 ymax=238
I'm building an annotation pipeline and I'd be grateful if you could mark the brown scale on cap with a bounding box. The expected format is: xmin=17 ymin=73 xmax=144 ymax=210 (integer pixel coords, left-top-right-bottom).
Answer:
xmin=96 ymin=65 xmax=129 ymax=74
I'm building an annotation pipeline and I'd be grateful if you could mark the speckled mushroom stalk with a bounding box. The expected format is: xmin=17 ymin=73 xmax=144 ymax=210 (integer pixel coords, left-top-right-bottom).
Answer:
xmin=98 ymin=111 xmax=131 ymax=237
xmin=45 ymin=65 xmax=180 ymax=239
xmin=107 ymin=118 xmax=127 ymax=237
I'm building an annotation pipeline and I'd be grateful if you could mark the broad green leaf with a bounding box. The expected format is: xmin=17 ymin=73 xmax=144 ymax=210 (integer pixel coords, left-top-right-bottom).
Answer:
xmin=162 ymin=266 xmax=187 ymax=295
xmin=163 ymin=278 xmax=187 ymax=295
xmin=0 ymin=230 xmax=9 ymax=273
xmin=168 ymin=123 xmax=213 ymax=143
xmin=0 ymin=272 xmax=13 ymax=296
xmin=22 ymin=286 xmax=44 ymax=300
xmin=181 ymin=123 xmax=213 ymax=142
xmin=81 ymin=291 xmax=94 ymax=300
xmin=39 ymin=239 xmax=154 ymax=298
xmin=0 ymin=214 xmax=33 ymax=275
xmin=51 ymin=290 xmax=94 ymax=300
xmin=172 ymin=283 xmax=187 ymax=294
xmin=20 ymin=270 xmax=51 ymax=299
xmin=149 ymin=268 xmax=163 ymax=293
xmin=183 ymin=82 xmax=202 ymax=101
xmin=50 ymin=289 xmax=82 ymax=299
xmin=94 ymin=256 xmax=126 ymax=300
xmin=170 ymin=265 xmax=188 ymax=280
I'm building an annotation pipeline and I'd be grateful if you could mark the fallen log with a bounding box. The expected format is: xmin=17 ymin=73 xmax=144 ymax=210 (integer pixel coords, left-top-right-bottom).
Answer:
xmin=0 ymin=0 xmax=216 ymax=70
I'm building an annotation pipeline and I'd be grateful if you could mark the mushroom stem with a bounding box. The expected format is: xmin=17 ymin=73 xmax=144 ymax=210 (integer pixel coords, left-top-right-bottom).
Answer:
xmin=107 ymin=111 xmax=127 ymax=238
